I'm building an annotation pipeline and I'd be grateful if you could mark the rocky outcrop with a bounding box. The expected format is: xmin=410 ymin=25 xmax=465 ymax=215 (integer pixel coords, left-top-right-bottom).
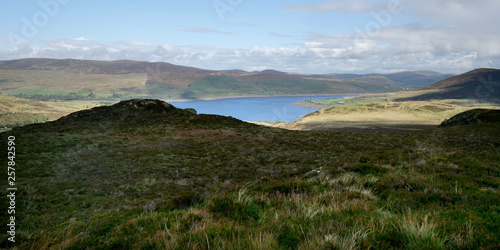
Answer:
xmin=57 ymin=99 xmax=190 ymax=125
xmin=13 ymin=99 xmax=250 ymax=133
xmin=439 ymin=109 xmax=500 ymax=127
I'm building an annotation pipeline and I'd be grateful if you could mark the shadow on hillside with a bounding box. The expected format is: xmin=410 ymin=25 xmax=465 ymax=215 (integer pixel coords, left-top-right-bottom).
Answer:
xmin=333 ymin=125 xmax=438 ymax=134
xmin=394 ymin=85 xmax=500 ymax=102
xmin=296 ymin=122 xmax=438 ymax=134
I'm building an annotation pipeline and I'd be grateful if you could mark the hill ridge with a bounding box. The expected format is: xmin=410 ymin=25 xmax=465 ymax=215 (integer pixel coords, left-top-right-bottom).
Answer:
xmin=421 ymin=68 xmax=500 ymax=90
xmin=394 ymin=68 xmax=500 ymax=102
xmin=11 ymin=99 xmax=252 ymax=133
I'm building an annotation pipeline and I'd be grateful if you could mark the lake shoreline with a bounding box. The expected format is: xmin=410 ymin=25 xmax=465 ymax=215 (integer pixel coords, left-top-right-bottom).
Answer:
xmin=292 ymin=102 xmax=334 ymax=109
xmin=165 ymin=94 xmax=360 ymax=123
xmin=164 ymin=93 xmax=362 ymax=103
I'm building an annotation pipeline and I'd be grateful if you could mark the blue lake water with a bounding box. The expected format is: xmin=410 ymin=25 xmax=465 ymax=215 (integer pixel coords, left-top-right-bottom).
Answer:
xmin=169 ymin=95 xmax=356 ymax=123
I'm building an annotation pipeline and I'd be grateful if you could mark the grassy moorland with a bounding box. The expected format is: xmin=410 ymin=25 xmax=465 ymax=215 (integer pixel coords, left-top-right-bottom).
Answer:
xmin=290 ymin=89 xmax=500 ymax=132
xmin=287 ymin=100 xmax=475 ymax=131
xmin=0 ymin=70 xmax=149 ymax=100
xmin=1 ymin=99 xmax=499 ymax=249
xmin=0 ymin=95 xmax=112 ymax=129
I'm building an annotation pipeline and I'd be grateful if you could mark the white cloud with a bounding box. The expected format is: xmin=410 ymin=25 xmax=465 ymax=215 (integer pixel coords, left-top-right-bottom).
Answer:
xmin=1 ymin=0 xmax=499 ymax=74
xmin=107 ymin=47 xmax=119 ymax=53
xmin=279 ymin=0 xmax=500 ymax=72
xmin=57 ymin=43 xmax=78 ymax=50
xmin=3 ymin=0 xmax=500 ymax=76
xmin=0 ymin=33 xmax=498 ymax=74
xmin=407 ymin=0 xmax=500 ymax=37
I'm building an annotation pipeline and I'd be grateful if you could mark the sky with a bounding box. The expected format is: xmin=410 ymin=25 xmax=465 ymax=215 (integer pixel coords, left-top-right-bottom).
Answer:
xmin=1 ymin=0 xmax=500 ymax=74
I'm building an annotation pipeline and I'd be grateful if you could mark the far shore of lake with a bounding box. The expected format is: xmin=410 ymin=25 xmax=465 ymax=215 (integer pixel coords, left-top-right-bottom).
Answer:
xmin=164 ymin=93 xmax=361 ymax=103
xmin=292 ymin=102 xmax=334 ymax=109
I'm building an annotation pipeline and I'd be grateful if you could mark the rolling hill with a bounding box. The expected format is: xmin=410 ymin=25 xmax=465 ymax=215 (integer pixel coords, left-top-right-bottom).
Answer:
xmin=0 ymin=58 xmax=452 ymax=102
xmin=309 ymin=70 xmax=455 ymax=89
xmin=395 ymin=68 xmax=500 ymax=102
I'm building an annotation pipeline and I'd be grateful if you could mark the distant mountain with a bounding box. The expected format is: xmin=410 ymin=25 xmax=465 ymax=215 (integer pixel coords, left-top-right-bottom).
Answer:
xmin=0 ymin=58 xmax=213 ymax=86
xmin=421 ymin=68 xmax=499 ymax=90
xmin=384 ymin=71 xmax=456 ymax=88
xmin=0 ymin=58 xmax=426 ymax=101
xmin=306 ymin=74 xmax=402 ymax=88
xmin=395 ymin=68 xmax=500 ymax=102
xmin=0 ymin=58 xmax=461 ymax=104
xmin=307 ymin=71 xmax=454 ymax=90
xmin=0 ymin=58 xmax=182 ymax=74
xmin=258 ymin=69 xmax=288 ymax=75
xmin=321 ymin=71 xmax=455 ymax=88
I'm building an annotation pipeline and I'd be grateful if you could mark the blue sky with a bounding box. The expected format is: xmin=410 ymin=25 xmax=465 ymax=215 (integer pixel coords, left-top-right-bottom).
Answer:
xmin=1 ymin=0 xmax=500 ymax=74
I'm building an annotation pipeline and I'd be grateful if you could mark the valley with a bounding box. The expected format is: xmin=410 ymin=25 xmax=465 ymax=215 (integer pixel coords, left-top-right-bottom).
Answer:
xmin=3 ymin=1 xmax=499 ymax=249
xmin=0 ymin=60 xmax=499 ymax=249
xmin=0 ymin=58 xmax=455 ymax=129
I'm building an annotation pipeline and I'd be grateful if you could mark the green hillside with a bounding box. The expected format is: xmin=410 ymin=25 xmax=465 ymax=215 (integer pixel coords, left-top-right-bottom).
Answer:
xmin=182 ymin=75 xmax=266 ymax=98
xmin=255 ymin=78 xmax=333 ymax=94
xmin=0 ymin=69 xmax=402 ymax=102
xmin=327 ymin=71 xmax=455 ymax=88
xmin=180 ymin=76 xmax=402 ymax=99
xmin=0 ymin=58 xmax=434 ymax=103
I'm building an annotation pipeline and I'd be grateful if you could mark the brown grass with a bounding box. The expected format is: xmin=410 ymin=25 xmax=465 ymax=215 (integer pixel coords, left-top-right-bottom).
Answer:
xmin=285 ymin=101 xmax=481 ymax=131
xmin=0 ymin=70 xmax=148 ymax=94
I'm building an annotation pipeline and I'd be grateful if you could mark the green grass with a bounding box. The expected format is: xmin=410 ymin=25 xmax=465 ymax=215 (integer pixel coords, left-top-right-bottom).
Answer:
xmin=0 ymin=112 xmax=49 ymax=128
xmin=0 ymin=102 xmax=499 ymax=249
xmin=0 ymin=70 xmax=149 ymax=100
xmin=311 ymin=90 xmax=498 ymax=108
xmin=183 ymin=75 xmax=267 ymax=98
xmin=287 ymin=99 xmax=500 ymax=131
xmin=0 ymin=94 xmax=114 ymax=128
xmin=181 ymin=75 xmax=399 ymax=99
xmin=0 ymin=70 xmax=403 ymax=103
xmin=145 ymin=81 xmax=186 ymax=99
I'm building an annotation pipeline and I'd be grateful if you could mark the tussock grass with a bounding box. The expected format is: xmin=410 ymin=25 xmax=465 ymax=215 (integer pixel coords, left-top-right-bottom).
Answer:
xmin=397 ymin=212 xmax=447 ymax=249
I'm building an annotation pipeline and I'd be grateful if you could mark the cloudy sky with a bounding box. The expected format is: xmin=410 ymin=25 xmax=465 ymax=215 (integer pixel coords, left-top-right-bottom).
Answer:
xmin=1 ymin=0 xmax=499 ymax=74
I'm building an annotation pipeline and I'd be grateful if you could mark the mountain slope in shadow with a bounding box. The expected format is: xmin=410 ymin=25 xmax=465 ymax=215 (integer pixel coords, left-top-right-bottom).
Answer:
xmin=395 ymin=68 xmax=500 ymax=102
